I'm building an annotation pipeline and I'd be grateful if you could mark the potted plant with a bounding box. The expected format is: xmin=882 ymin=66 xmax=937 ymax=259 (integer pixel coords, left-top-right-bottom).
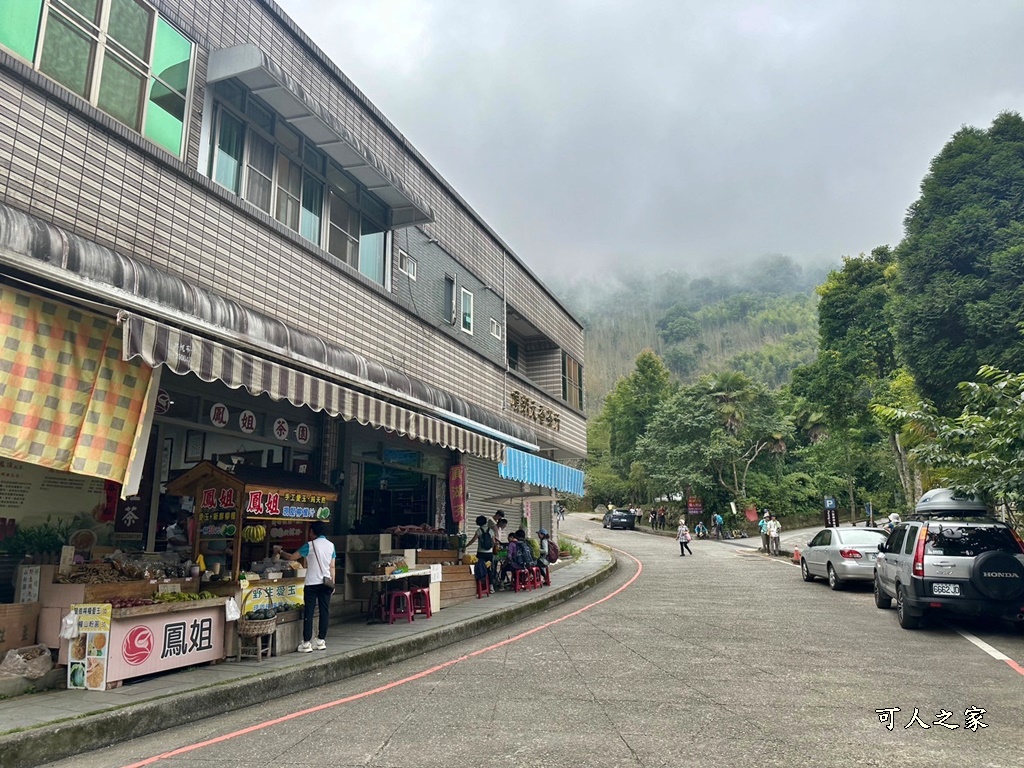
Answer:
xmin=0 ymin=518 xmax=72 ymax=563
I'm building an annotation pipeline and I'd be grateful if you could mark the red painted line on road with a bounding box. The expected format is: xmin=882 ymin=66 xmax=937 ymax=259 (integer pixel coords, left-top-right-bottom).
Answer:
xmin=121 ymin=547 xmax=642 ymax=768
xmin=952 ymin=627 xmax=1024 ymax=679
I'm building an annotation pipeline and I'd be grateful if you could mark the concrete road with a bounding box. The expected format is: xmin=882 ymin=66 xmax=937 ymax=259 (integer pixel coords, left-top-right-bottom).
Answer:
xmin=46 ymin=514 xmax=1024 ymax=768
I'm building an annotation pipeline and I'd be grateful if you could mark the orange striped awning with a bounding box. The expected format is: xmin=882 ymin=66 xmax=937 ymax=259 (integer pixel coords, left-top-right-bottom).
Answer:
xmin=0 ymin=286 xmax=157 ymax=491
xmin=119 ymin=313 xmax=505 ymax=463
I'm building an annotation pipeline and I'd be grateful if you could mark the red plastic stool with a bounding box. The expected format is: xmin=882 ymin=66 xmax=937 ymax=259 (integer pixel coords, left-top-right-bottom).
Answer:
xmin=512 ymin=568 xmax=534 ymax=593
xmin=530 ymin=566 xmax=547 ymax=587
xmin=388 ymin=590 xmax=414 ymax=624
xmin=475 ymin=572 xmax=490 ymax=598
xmin=410 ymin=586 xmax=433 ymax=617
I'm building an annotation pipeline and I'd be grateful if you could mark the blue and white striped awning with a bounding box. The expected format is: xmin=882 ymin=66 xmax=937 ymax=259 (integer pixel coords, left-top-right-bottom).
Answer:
xmin=498 ymin=447 xmax=585 ymax=496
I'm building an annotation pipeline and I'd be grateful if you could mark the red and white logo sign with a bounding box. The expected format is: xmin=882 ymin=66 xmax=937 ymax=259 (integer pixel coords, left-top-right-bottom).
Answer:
xmin=210 ymin=403 xmax=230 ymax=428
xmin=239 ymin=410 xmax=256 ymax=434
xmin=122 ymin=626 xmax=154 ymax=666
xmin=155 ymin=390 xmax=171 ymax=415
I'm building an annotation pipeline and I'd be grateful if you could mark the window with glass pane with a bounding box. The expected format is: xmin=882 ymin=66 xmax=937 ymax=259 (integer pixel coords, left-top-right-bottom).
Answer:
xmin=461 ymin=289 xmax=473 ymax=333
xmin=562 ymin=353 xmax=583 ymax=409
xmin=26 ymin=2 xmax=194 ymax=157
xmin=0 ymin=0 xmax=44 ymax=62
xmin=245 ymin=132 xmax=275 ymax=213
xmin=276 ymin=155 xmax=302 ymax=231
xmin=143 ymin=17 xmax=191 ymax=155
xmin=213 ymin=110 xmax=244 ymax=193
xmin=359 ymin=217 xmax=386 ymax=285
xmin=38 ymin=11 xmax=95 ymax=97
xmin=107 ymin=0 xmax=150 ymax=60
xmin=328 ymin=191 xmax=358 ymax=267
xmin=97 ymin=51 xmax=144 ymax=128
xmin=300 ymin=175 xmax=323 ymax=244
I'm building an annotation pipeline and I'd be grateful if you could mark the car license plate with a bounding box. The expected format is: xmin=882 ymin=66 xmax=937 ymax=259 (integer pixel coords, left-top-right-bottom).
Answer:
xmin=932 ymin=583 xmax=960 ymax=596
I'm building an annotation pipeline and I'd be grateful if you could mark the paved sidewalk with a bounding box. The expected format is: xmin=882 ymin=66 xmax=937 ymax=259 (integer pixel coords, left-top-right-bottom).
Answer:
xmin=0 ymin=542 xmax=615 ymax=768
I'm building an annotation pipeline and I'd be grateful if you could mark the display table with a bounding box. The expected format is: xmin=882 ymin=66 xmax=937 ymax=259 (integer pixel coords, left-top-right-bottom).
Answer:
xmin=362 ymin=569 xmax=434 ymax=623
xmin=103 ymin=598 xmax=227 ymax=686
xmin=211 ymin=577 xmax=311 ymax=657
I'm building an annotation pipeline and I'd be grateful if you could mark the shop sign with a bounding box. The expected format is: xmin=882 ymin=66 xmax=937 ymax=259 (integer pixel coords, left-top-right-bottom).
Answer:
xmin=448 ymin=465 xmax=465 ymax=523
xmin=239 ymin=410 xmax=257 ymax=434
xmin=210 ymin=403 xmax=230 ymax=428
xmin=200 ymin=487 xmax=237 ymax=510
xmin=108 ymin=606 xmax=224 ymax=681
xmin=295 ymin=423 xmax=310 ymax=444
xmin=383 ymin=448 xmax=420 ymax=467
xmin=245 ymin=489 xmax=331 ymax=520
xmin=272 ymin=418 xmax=290 ymax=441
xmin=68 ymin=603 xmax=111 ymax=691
xmin=243 ymin=582 xmax=304 ymax=612
xmin=509 ymin=390 xmax=561 ymax=431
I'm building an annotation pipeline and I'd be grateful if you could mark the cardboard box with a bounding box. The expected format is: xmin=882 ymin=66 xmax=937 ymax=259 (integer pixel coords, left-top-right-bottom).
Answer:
xmin=0 ymin=603 xmax=41 ymax=655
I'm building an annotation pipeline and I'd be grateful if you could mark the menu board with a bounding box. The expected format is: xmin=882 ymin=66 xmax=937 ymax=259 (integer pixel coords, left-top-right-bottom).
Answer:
xmin=68 ymin=603 xmax=111 ymax=691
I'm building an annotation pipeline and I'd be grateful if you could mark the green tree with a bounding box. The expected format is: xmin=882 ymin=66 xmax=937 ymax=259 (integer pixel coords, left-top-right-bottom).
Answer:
xmin=601 ymin=349 xmax=673 ymax=476
xmin=891 ymin=112 xmax=1024 ymax=413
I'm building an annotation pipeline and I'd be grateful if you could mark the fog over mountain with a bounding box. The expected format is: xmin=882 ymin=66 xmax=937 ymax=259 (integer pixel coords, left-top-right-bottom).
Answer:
xmin=280 ymin=0 xmax=1024 ymax=283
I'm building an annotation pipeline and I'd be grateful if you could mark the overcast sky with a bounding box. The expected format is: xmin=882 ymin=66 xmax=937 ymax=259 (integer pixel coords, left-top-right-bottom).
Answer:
xmin=279 ymin=0 xmax=1024 ymax=283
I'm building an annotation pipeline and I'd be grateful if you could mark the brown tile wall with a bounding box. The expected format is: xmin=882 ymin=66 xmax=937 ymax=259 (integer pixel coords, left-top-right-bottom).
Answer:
xmin=0 ymin=0 xmax=586 ymax=455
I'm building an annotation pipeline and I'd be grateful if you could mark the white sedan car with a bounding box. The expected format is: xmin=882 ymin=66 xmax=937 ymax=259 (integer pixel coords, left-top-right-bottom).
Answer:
xmin=800 ymin=527 xmax=889 ymax=590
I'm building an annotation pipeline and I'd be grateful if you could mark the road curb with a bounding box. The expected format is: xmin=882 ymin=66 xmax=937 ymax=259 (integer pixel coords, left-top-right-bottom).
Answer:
xmin=0 ymin=552 xmax=617 ymax=768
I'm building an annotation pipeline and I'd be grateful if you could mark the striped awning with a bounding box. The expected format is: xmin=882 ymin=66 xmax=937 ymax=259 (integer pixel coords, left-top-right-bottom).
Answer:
xmin=120 ymin=313 xmax=505 ymax=463
xmin=498 ymin=447 xmax=585 ymax=496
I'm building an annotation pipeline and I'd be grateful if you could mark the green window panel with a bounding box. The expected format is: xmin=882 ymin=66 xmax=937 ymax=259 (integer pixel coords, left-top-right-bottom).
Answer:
xmin=143 ymin=78 xmax=185 ymax=155
xmin=97 ymin=51 xmax=144 ymax=129
xmin=38 ymin=12 xmax=95 ymax=98
xmin=108 ymin=0 xmax=150 ymax=59
xmin=151 ymin=16 xmax=192 ymax=95
xmin=0 ymin=0 xmax=44 ymax=62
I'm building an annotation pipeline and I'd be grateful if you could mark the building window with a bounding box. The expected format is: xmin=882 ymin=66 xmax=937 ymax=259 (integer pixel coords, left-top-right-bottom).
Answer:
xmin=398 ymin=250 xmax=417 ymax=280
xmin=0 ymin=0 xmax=195 ymax=157
xmin=443 ymin=275 xmax=457 ymax=326
xmin=208 ymin=81 xmax=392 ymax=287
xmin=460 ymin=289 xmax=474 ymax=334
xmin=490 ymin=318 xmax=501 ymax=339
xmin=507 ymin=340 xmax=519 ymax=371
xmin=562 ymin=353 xmax=583 ymax=410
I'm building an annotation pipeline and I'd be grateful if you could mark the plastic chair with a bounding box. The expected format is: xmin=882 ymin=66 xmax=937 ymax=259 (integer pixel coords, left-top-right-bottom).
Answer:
xmin=512 ymin=568 xmax=534 ymax=593
xmin=531 ymin=565 xmax=549 ymax=587
xmin=410 ymin=586 xmax=433 ymax=617
xmin=476 ymin=571 xmax=490 ymax=598
xmin=388 ymin=590 xmax=414 ymax=624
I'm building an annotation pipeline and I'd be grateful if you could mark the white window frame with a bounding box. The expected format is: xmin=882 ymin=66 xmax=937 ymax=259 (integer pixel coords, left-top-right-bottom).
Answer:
xmin=398 ymin=249 xmax=417 ymax=280
xmin=490 ymin=317 xmax=501 ymax=340
xmin=460 ymin=288 xmax=474 ymax=334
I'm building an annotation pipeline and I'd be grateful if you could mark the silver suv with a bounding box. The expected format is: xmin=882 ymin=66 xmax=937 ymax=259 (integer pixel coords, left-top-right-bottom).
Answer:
xmin=873 ymin=488 xmax=1024 ymax=629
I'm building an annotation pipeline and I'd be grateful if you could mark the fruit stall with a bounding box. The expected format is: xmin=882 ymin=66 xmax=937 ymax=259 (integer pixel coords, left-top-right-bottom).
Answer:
xmin=165 ymin=462 xmax=338 ymax=656
xmin=35 ymin=562 xmax=228 ymax=687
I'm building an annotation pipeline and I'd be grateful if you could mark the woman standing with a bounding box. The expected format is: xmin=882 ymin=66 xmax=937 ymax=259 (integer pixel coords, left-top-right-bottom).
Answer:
xmin=676 ymin=520 xmax=693 ymax=556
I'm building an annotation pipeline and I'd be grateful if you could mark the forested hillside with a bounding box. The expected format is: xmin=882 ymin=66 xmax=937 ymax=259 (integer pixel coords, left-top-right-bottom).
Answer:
xmin=551 ymin=254 xmax=832 ymax=414
xmin=567 ymin=112 xmax=1024 ymax=531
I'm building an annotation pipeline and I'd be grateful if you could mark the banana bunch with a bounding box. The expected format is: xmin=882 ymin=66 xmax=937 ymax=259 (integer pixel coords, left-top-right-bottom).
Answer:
xmin=242 ymin=525 xmax=267 ymax=543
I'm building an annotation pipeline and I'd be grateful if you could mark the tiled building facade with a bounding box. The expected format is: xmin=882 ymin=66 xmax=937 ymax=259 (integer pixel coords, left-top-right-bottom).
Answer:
xmin=0 ymin=0 xmax=585 ymax=556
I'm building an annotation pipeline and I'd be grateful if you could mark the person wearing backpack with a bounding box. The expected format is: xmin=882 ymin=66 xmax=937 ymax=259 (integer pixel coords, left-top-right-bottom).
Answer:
xmin=466 ymin=514 xmax=497 ymax=591
xmin=536 ymin=527 xmax=557 ymax=585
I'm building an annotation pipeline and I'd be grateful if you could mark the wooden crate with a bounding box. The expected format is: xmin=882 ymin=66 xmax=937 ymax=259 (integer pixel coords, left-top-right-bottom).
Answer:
xmin=0 ymin=602 xmax=41 ymax=654
xmin=415 ymin=549 xmax=459 ymax=565
xmin=439 ymin=564 xmax=478 ymax=607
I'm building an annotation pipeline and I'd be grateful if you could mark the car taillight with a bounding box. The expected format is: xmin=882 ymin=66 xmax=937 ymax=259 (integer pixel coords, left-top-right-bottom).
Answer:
xmin=913 ymin=526 xmax=927 ymax=576
xmin=839 ymin=549 xmax=862 ymax=559
xmin=1010 ymin=526 xmax=1024 ymax=554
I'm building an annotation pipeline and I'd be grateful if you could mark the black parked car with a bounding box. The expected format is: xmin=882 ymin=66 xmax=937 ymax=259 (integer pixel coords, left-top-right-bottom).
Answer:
xmin=603 ymin=509 xmax=636 ymax=530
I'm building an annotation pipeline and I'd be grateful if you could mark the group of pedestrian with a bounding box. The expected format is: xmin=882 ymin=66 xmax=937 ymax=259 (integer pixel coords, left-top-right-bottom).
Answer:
xmin=467 ymin=510 xmax=554 ymax=592
xmin=757 ymin=509 xmax=782 ymax=554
